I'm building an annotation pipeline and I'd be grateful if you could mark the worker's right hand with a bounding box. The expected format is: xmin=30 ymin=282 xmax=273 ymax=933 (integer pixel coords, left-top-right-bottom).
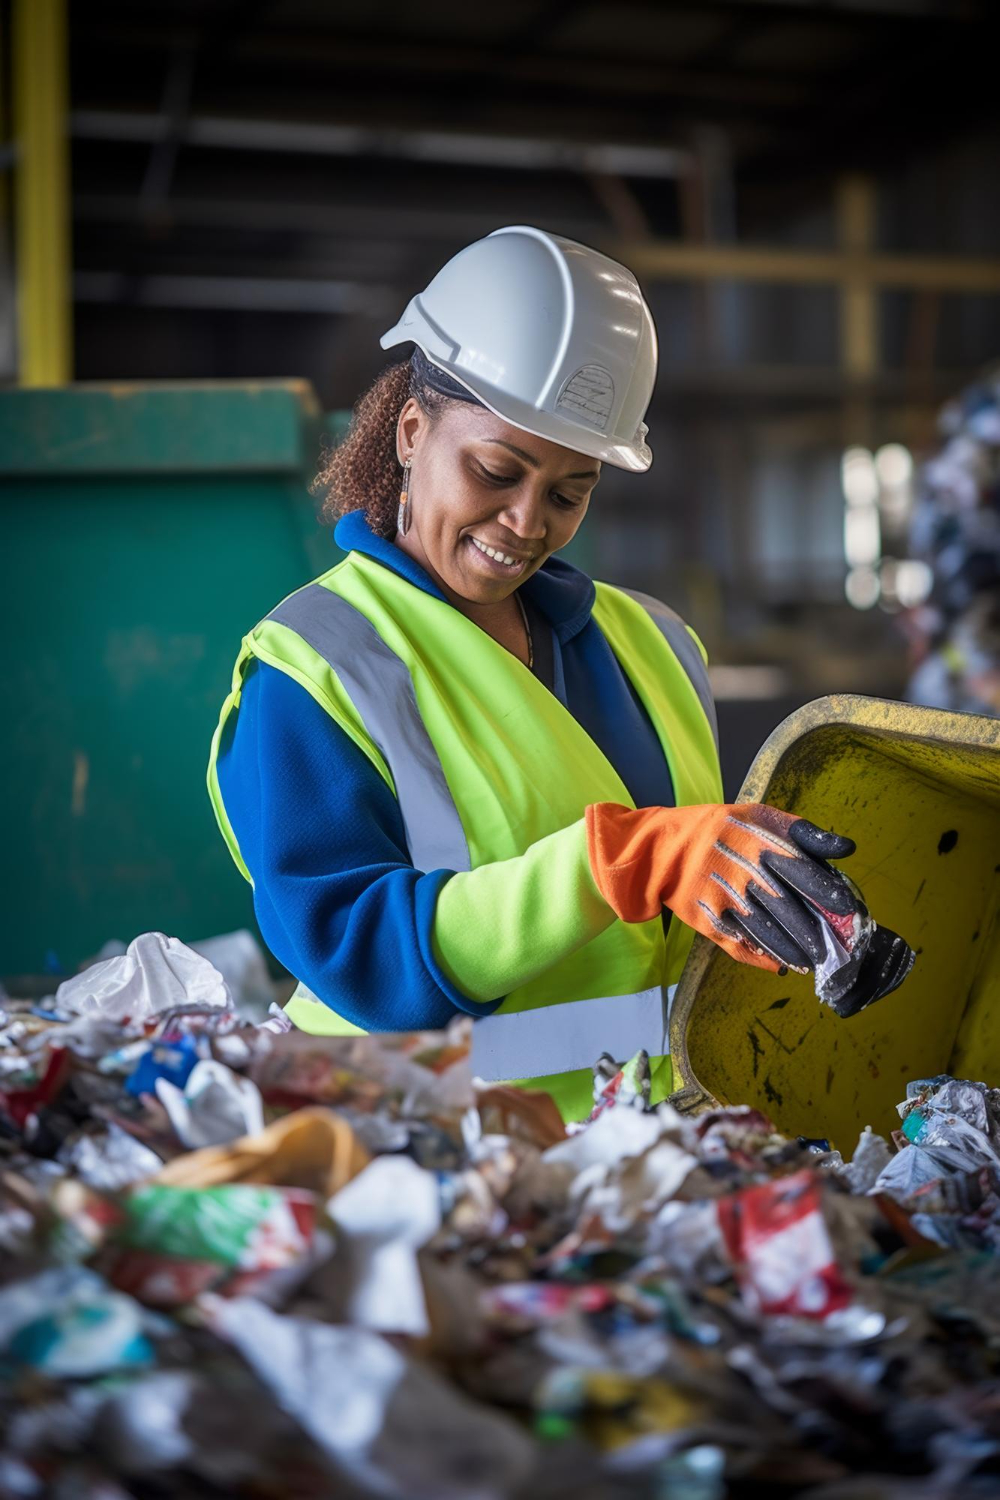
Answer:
xmin=585 ymin=801 xmax=872 ymax=977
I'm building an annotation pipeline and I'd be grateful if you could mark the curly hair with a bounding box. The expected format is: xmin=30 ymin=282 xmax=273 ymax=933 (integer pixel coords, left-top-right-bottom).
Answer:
xmin=314 ymin=358 xmax=457 ymax=538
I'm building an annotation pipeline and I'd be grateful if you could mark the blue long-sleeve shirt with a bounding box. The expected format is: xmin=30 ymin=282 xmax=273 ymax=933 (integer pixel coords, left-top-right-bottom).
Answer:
xmin=216 ymin=511 xmax=676 ymax=1029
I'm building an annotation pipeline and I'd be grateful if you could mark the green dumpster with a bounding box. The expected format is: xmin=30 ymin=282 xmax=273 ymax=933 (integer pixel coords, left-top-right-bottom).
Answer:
xmin=670 ymin=695 xmax=1000 ymax=1149
xmin=0 ymin=381 xmax=332 ymax=974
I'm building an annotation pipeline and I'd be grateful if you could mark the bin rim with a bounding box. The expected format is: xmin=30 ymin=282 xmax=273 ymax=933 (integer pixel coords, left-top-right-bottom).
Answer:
xmin=668 ymin=693 xmax=1000 ymax=1115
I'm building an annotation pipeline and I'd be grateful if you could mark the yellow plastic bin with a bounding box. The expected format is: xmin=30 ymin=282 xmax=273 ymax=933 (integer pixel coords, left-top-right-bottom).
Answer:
xmin=669 ymin=695 xmax=1000 ymax=1149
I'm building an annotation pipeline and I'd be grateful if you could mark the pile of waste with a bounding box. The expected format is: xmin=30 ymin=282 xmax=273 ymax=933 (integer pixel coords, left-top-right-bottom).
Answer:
xmin=2 ymin=932 xmax=1000 ymax=1498
xmin=906 ymin=364 xmax=1000 ymax=716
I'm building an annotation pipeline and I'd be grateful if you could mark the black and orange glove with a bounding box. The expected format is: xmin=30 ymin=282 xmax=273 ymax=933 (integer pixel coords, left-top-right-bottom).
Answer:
xmin=585 ymin=802 xmax=914 ymax=1017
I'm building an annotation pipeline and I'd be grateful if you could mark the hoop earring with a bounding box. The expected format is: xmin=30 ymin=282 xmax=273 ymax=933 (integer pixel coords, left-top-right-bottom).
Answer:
xmin=396 ymin=458 xmax=412 ymax=537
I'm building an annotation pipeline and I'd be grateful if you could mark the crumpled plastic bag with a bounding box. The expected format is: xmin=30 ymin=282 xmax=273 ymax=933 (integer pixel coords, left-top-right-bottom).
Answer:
xmin=851 ymin=1077 xmax=1000 ymax=1205
xmin=812 ymin=896 xmax=874 ymax=1007
xmin=58 ymin=1123 xmax=164 ymax=1193
xmin=542 ymin=1103 xmax=697 ymax=1232
xmin=53 ymin=933 xmax=230 ymax=1021
xmin=543 ymin=1097 xmax=667 ymax=1178
xmin=839 ymin=1127 xmax=894 ymax=1195
xmin=898 ymin=1076 xmax=1000 ymax=1176
xmin=208 ymin=1295 xmax=536 ymax=1500
xmin=155 ymin=1059 xmax=265 ymax=1150
xmin=904 ymin=1076 xmax=1000 ymax=1140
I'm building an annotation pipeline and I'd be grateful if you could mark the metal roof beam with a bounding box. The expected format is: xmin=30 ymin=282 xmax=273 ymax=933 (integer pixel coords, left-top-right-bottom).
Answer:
xmin=73 ymin=270 xmax=394 ymax=315
xmin=617 ymin=241 xmax=1000 ymax=293
xmin=71 ymin=110 xmax=694 ymax=178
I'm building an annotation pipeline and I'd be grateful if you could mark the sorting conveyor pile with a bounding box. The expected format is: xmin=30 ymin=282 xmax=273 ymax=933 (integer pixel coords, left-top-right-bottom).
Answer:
xmin=2 ymin=932 xmax=1000 ymax=1498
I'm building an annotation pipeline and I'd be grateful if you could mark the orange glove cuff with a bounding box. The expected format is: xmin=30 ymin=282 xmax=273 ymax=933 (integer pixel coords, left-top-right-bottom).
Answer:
xmin=584 ymin=802 xmax=717 ymax=924
xmin=585 ymin=802 xmax=788 ymax=973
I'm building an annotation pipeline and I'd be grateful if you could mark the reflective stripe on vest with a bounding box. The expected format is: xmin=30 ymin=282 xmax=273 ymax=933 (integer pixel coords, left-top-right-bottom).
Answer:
xmin=618 ymin=587 xmax=719 ymax=751
xmin=285 ymin=980 xmax=669 ymax=1081
xmin=471 ymin=985 xmax=668 ymax=1081
xmin=263 ymin=583 xmax=713 ymax=1081
xmin=269 ymin=585 xmax=471 ymax=875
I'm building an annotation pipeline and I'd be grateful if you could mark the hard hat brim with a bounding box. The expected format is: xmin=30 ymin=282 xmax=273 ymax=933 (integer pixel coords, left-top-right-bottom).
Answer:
xmin=380 ymin=330 xmax=652 ymax=474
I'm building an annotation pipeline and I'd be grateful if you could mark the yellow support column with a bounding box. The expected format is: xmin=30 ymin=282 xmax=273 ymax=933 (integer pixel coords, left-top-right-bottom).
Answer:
xmin=13 ymin=0 xmax=72 ymax=386
xmin=0 ymin=12 xmax=14 ymax=379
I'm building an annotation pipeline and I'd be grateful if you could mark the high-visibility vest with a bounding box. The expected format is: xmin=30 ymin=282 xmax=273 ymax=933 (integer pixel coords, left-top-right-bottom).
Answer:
xmin=207 ymin=547 xmax=723 ymax=1119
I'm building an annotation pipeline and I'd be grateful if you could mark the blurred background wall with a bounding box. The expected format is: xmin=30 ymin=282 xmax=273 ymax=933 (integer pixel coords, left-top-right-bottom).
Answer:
xmin=1 ymin=0 xmax=998 ymax=974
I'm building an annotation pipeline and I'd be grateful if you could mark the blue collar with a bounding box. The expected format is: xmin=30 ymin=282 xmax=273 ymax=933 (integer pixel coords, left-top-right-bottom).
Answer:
xmin=333 ymin=510 xmax=597 ymax=643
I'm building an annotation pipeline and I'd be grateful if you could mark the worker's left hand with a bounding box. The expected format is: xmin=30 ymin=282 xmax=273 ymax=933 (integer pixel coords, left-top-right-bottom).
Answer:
xmin=585 ymin=801 xmax=914 ymax=1016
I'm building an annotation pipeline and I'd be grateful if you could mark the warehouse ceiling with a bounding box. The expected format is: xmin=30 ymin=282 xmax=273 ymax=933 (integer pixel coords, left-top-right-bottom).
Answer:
xmin=72 ymin=0 xmax=996 ymax=171
xmin=67 ymin=0 xmax=999 ymax=402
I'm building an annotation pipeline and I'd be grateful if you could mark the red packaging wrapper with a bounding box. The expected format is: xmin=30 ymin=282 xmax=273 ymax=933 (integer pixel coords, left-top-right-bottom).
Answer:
xmin=105 ymin=1187 xmax=317 ymax=1308
xmin=716 ymin=1168 xmax=853 ymax=1320
xmin=108 ymin=1248 xmax=310 ymax=1309
xmin=110 ymin=1249 xmax=224 ymax=1307
xmin=0 ymin=1047 xmax=71 ymax=1128
xmin=481 ymin=1281 xmax=613 ymax=1325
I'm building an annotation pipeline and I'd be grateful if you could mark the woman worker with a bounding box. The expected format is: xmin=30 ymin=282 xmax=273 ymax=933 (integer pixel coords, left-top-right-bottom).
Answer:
xmin=208 ymin=226 xmax=912 ymax=1121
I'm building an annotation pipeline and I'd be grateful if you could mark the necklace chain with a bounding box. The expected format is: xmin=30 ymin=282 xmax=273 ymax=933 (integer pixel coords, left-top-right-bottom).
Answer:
xmin=514 ymin=591 xmax=534 ymax=672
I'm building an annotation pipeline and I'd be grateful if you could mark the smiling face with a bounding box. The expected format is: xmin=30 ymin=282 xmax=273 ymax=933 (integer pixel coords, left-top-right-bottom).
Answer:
xmin=394 ymin=396 xmax=600 ymax=606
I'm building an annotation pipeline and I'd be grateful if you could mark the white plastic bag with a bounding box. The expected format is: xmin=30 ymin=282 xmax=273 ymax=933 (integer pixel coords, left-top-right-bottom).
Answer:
xmin=208 ymin=1297 xmax=534 ymax=1500
xmin=53 ymin=933 xmax=229 ymax=1021
xmin=155 ymin=1060 xmax=265 ymax=1150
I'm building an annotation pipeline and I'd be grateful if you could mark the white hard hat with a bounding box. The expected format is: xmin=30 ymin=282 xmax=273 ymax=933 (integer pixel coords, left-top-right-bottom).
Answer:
xmin=380 ymin=225 xmax=657 ymax=472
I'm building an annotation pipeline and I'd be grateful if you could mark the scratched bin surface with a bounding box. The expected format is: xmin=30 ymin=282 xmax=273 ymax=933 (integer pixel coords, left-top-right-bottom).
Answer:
xmin=670 ymin=695 xmax=1000 ymax=1150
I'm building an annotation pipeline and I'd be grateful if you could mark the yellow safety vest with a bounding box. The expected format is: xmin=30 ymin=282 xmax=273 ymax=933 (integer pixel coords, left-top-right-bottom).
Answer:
xmin=208 ymin=547 xmax=722 ymax=1119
